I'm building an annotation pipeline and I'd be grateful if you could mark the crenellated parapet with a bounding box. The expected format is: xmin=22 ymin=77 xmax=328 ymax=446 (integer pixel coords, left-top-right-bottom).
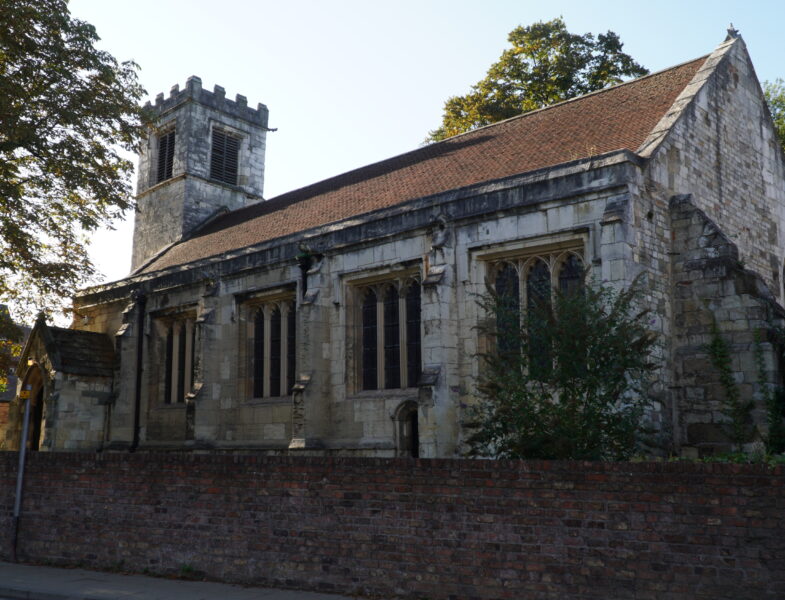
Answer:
xmin=144 ymin=75 xmax=269 ymax=128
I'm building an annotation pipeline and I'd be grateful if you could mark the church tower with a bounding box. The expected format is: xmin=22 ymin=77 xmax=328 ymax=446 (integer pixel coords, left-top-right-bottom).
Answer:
xmin=131 ymin=76 xmax=269 ymax=272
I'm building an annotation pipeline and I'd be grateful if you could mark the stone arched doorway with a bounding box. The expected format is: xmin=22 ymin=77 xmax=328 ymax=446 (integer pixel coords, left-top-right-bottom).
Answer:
xmin=394 ymin=400 xmax=419 ymax=458
xmin=19 ymin=364 xmax=45 ymax=451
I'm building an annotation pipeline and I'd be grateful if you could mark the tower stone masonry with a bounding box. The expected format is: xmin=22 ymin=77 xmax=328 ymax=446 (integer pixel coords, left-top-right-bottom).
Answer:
xmin=131 ymin=76 xmax=270 ymax=272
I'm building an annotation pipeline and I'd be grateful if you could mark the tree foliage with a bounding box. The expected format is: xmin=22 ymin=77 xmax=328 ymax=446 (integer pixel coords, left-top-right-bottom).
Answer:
xmin=427 ymin=18 xmax=648 ymax=142
xmin=763 ymin=79 xmax=785 ymax=154
xmin=0 ymin=305 xmax=22 ymax=393
xmin=0 ymin=0 xmax=146 ymax=314
xmin=466 ymin=279 xmax=657 ymax=460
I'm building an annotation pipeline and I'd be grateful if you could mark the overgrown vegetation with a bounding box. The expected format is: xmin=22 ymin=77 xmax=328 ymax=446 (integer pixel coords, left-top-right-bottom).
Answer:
xmin=763 ymin=79 xmax=785 ymax=153
xmin=755 ymin=329 xmax=785 ymax=454
xmin=705 ymin=319 xmax=752 ymax=450
xmin=466 ymin=278 xmax=657 ymax=461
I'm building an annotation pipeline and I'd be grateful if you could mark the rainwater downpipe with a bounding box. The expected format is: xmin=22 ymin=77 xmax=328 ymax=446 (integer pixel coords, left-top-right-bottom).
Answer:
xmin=130 ymin=294 xmax=146 ymax=453
xmin=11 ymin=386 xmax=32 ymax=562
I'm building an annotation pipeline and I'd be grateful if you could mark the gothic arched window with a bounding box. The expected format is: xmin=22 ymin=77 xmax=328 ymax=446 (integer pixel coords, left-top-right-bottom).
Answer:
xmin=405 ymin=281 xmax=422 ymax=387
xmin=487 ymin=247 xmax=585 ymax=379
xmin=358 ymin=276 xmax=421 ymax=391
xmin=526 ymin=259 xmax=552 ymax=377
xmin=495 ymin=263 xmax=520 ymax=354
xmin=383 ymin=286 xmax=401 ymax=389
xmin=252 ymin=308 xmax=265 ymax=398
xmin=161 ymin=315 xmax=196 ymax=404
xmin=558 ymin=254 xmax=584 ymax=296
xmin=362 ymin=288 xmax=378 ymax=391
xmin=251 ymin=299 xmax=296 ymax=398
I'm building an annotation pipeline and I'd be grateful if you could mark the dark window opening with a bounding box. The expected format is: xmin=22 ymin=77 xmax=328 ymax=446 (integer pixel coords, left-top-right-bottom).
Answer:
xmin=407 ymin=410 xmax=419 ymax=458
xmin=359 ymin=279 xmax=421 ymax=391
xmin=164 ymin=324 xmax=174 ymax=403
xmin=269 ymin=308 xmax=282 ymax=397
xmin=251 ymin=301 xmax=296 ymax=398
xmin=362 ymin=290 xmax=378 ymax=390
xmin=161 ymin=317 xmax=194 ymax=404
xmin=383 ymin=287 xmax=401 ymax=389
xmin=176 ymin=322 xmax=187 ymax=403
xmin=527 ymin=260 xmax=552 ymax=378
xmin=253 ymin=310 xmax=265 ymax=398
xmin=495 ymin=263 xmax=520 ymax=355
xmin=210 ymin=129 xmax=240 ymax=185
xmin=558 ymin=254 xmax=584 ymax=296
xmin=156 ymin=129 xmax=175 ymax=183
xmin=405 ymin=282 xmax=422 ymax=387
xmin=396 ymin=401 xmax=419 ymax=458
xmin=29 ymin=388 xmax=43 ymax=452
xmin=287 ymin=305 xmax=296 ymax=394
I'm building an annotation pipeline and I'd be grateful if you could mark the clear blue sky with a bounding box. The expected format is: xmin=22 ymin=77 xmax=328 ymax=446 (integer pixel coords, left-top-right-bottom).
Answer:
xmin=69 ymin=0 xmax=785 ymax=282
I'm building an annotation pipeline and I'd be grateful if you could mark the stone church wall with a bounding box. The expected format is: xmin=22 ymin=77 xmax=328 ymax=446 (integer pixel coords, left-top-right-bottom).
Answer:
xmin=71 ymin=156 xmax=647 ymax=457
xmin=646 ymin=38 xmax=785 ymax=298
xmin=669 ymin=195 xmax=784 ymax=452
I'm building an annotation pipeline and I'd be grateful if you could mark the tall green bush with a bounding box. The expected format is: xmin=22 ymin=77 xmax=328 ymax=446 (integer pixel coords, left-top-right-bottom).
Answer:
xmin=467 ymin=279 xmax=657 ymax=460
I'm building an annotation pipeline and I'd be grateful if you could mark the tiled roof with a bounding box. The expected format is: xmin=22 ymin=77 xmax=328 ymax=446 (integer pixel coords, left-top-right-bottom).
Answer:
xmin=142 ymin=56 xmax=707 ymax=273
xmin=48 ymin=327 xmax=115 ymax=378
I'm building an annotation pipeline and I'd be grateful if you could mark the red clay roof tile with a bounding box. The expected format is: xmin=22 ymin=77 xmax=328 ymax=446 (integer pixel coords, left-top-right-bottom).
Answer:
xmin=142 ymin=56 xmax=706 ymax=273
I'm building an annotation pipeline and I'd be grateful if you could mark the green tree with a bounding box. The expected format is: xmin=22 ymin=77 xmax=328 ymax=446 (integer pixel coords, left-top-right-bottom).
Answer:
xmin=0 ymin=0 xmax=146 ymax=314
xmin=0 ymin=305 xmax=22 ymax=393
xmin=467 ymin=279 xmax=657 ymax=460
xmin=427 ymin=18 xmax=648 ymax=142
xmin=763 ymin=79 xmax=785 ymax=153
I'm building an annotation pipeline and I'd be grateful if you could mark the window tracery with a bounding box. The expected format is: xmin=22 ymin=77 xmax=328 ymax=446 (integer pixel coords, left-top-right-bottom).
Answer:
xmin=489 ymin=250 xmax=585 ymax=375
xmin=250 ymin=299 xmax=296 ymax=398
xmin=355 ymin=277 xmax=421 ymax=391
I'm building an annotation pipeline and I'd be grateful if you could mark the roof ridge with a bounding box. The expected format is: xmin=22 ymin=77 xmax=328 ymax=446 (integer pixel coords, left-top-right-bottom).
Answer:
xmin=233 ymin=54 xmax=710 ymax=214
xmin=421 ymin=54 xmax=711 ymax=145
xmin=636 ymin=36 xmax=739 ymax=159
xmin=140 ymin=51 xmax=707 ymax=273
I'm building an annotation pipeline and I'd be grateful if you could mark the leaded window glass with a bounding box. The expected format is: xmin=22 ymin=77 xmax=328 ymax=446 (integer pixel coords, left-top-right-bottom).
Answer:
xmin=358 ymin=277 xmax=421 ymax=391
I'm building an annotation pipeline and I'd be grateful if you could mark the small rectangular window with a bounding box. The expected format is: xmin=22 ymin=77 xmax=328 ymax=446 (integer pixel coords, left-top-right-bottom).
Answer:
xmin=156 ymin=129 xmax=175 ymax=183
xmin=210 ymin=129 xmax=240 ymax=185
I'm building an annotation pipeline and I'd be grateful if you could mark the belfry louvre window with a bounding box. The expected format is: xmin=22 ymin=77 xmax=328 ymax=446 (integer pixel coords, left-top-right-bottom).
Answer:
xmin=210 ymin=129 xmax=240 ymax=185
xmin=251 ymin=299 xmax=296 ymax=397
xmin=163 ymin=316 xmax=196 ymax=404
xmin=357 ymin=278 xmax=421 ymax=391
xmin=156 ymin=129 xmax=175 ymax=183
xmin=490 ymin=250 xmax=584 ymax=374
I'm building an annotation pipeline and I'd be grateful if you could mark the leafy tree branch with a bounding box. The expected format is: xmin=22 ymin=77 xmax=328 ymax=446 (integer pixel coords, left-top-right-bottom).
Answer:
xmin=0 ymin=0 xmax=148 ymax=315
xmin=427 ymin=18 xmax=647 ymax=142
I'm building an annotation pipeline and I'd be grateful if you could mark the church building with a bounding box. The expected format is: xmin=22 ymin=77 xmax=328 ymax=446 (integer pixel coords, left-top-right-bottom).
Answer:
xmin=5 ymin=32 xmax=785 ymax=458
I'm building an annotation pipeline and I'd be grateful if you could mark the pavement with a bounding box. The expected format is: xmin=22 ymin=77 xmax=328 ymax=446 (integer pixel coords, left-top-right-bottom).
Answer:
xmin=0 ymin=561 xmax=361 ymax=600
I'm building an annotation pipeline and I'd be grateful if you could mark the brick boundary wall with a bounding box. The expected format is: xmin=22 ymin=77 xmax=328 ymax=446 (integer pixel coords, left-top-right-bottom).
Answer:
xmin=1 ymin=453 xmax=784 ymax=599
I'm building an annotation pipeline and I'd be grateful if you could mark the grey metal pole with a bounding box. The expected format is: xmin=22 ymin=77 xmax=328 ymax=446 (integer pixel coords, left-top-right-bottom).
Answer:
xmin=11 ymin=394 xmax=32 ymax=562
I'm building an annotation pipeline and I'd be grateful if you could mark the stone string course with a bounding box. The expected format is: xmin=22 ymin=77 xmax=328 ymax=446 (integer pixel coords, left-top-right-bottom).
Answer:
xmin=1 ymin=453 xmax=783 ymax=599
